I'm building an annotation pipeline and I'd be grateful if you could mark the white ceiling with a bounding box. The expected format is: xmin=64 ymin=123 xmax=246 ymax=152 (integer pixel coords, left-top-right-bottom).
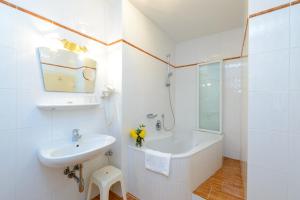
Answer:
xmin=129 ymin=0 xmax=247 ymax=42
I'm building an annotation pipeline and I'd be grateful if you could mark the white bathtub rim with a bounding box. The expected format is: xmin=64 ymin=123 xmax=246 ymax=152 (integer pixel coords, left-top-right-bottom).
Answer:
xmin=128 ymin=132 xmax=223 ymax=159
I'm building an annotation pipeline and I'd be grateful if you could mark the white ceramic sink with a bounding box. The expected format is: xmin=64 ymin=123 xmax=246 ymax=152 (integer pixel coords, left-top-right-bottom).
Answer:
xmin=38 ymin=134 xmax=116 ymax=168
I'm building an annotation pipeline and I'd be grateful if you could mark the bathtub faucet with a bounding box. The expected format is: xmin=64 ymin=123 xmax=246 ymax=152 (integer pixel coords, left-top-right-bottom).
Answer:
xmin=156 ymin=120 xmax=161 ymax=131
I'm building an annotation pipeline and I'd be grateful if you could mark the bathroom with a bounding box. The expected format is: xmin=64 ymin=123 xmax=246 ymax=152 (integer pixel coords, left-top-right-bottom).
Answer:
xmin=0 ymin=0 xmax=298 ymax=200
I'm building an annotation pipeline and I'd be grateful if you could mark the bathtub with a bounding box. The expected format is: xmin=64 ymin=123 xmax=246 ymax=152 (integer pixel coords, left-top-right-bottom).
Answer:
xmin=127 ymin=131 xmax=223 ymax=200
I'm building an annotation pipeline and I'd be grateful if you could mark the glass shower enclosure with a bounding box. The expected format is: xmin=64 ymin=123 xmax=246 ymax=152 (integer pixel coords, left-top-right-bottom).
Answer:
xmin=197 ymin=61 xmax=222 ymax=133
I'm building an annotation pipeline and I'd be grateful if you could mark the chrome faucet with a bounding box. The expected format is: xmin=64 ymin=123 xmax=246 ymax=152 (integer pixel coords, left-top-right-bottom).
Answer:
xmin=156 ymin=120 xmax=161 ymax=131
xmin=72 ymin=129 xmax=82 ymax=142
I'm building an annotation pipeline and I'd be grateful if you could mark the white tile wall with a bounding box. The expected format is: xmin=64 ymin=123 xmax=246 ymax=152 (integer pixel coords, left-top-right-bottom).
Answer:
xmin=249 ymin=8 xmax=290 ymax=54
xmin=291 ymin=4 xmax=300 ymax=48
xmin=288 ymin=134 xmax=300 ymax=199
xmin=0 ymin=47 xmax=17 ymax=89
xmin=248 ymin=1 xmax=300 ymax=199
xmin=249 ymin=0 xmax=290 ymax=15
xmin=174 ymin=29 xmax=245 ymax=160
xmin=0 ymin=130 xmax=17 ymax=200
xmin=0 ymin=89 xmax=17 ymax=130
xmin=175 ymin=28 xmax=244 ymax=66
xmin=248 ymin=91 xmax=289 ymax=131
xmin=223 ymin=59 xmax=243 ymax=159
xmin=122 ymin=1 xmax=176 ymax=194
xmin=0 ymin=1 xmax=122 ymax=200
xmin=248 ymin=130 xmax=288 ymax=171
xmin=248 ymin=164 xmax=288 ymax=200
xmin=249 ymin=50 xmax=289 ymax=91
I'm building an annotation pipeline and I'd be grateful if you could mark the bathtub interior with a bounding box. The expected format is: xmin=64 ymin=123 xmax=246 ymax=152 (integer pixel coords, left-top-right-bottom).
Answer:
xmin=145 ymin=131 xmax=223 ymax=155
xmin=127 ymin=131 xmax=223 ymax=200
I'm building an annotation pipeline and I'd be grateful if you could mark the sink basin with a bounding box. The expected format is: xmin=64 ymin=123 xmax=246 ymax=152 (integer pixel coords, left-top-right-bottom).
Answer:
xmin=38 ymin=134 xmax=116 ymax=168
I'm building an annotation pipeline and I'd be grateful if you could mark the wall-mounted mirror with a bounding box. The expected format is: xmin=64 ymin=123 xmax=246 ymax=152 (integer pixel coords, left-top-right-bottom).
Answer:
xmin=38 ymin=47 xmax=97 ymax=93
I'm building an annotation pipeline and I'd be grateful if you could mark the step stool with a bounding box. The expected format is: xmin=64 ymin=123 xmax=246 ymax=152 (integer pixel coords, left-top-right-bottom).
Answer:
xmin=86 ymin=165 xmax=127 ymax=200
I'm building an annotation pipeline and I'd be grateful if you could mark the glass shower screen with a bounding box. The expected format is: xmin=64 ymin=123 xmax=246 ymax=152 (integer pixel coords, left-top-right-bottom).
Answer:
xmin=197 ymin=61 xmax=222 ymax=133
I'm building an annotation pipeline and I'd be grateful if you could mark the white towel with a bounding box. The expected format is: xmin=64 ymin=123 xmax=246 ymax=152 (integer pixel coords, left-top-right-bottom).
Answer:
xmin=145 ymin=149 xmax=171 ymax=176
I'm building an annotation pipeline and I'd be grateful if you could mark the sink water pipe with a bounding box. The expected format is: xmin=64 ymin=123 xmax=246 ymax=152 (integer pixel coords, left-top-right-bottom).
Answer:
xmin=64 ymin=164 xmax=85 ymax=192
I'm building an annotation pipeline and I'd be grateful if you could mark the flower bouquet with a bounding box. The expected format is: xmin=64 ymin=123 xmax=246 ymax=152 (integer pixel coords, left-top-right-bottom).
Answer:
xmin=130 ymin=124 xmax=146 ymax=147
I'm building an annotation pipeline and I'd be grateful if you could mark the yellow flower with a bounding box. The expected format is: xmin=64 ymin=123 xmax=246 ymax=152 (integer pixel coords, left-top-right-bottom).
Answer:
xmin=130 ymin=129 xmax=138 ymax=139
xmin=139 ymin=129 xmax=146 ymax=139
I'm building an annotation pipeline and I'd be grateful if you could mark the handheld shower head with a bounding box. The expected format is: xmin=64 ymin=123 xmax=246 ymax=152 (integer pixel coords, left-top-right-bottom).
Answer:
xmin=165 ymin=54 xmax=173 ymax=87
xmin=163 ymin=54 xmax=175 ymax=131
xmin=165 ymin=72 xmax=173 ymax=87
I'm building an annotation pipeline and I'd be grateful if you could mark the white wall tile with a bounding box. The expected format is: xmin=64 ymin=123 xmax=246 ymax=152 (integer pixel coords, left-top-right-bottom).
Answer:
xmin=290 ymin=47 xmax=300 ymax=91
xmin=0 ymin=89 xmax=17 ymax=130
xmin=223 ymin=60 xmax=243 ymax=160
xmin=16 ymin=50 xmax=44 ymax=91
xmin=174 ymin=67 xmax=197 ymax=134
xmin=175 ymin=28 xmax=243 ymax=65
xmin=248 ymin=164 xmax=288 ymax=200
xmin=289 ymin=92 xmax=300 ymax=135
xmin=0 ymin=46 xmax=17 ymax=89
xmin=288 ymin=134 xmax=300 ymax=200
xmin=249 ymin=8 xmax=290 ymax=54
xmin=249 ymin=49 xmax=289 ymax=91
xmin=248 ymin=91 xmax=288 ymax=131
xmin=15 ymin=127 xmax=53 ymax=200
xmin=289 ymin=134 xmax=300 ymax=172
xmin=288 ymin=171 xmax=300 ymax=200
xmin=17 ymin=90 xmax=51 ymax=129
xmin=291 ymin=4 xmax=300 ymax=48
xmin=249 ymin=0 xmax=290 ymax=15
xmin=248 ymin=130 xmax=288 ymax=171
xmin=0 ymin=130 xmax=17 ymax=200
xmin=0 ymin=4 xmax=17 ymax=48
xmin=52 ymin=108 xmax=107 ymax=141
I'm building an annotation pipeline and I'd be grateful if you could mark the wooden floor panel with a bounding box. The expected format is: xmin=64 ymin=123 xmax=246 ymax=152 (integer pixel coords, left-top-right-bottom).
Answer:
xmin=92 ymin=192 xmax=138 ymax=200
xmin=193 ymin=157 xmax=245 ymax=200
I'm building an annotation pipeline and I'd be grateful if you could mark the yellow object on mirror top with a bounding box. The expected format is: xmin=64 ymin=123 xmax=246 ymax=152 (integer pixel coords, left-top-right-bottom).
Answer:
xmin=61 ymin=39 xmax=88 ymax=53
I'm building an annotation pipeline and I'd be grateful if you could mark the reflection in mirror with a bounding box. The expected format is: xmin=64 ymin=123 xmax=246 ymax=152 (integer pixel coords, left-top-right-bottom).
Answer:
xmin=38 ymin=47 xmax=97 ymax=93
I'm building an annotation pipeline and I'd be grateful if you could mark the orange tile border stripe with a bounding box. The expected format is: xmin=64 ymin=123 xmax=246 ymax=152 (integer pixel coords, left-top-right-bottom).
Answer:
xmin=8 ymin=0 xmax=296 ymax=69
xmin=0 ymin=0 xmax=108 ymax=46
xmin=249 ymin=3 xmax=291 ymax=18
xmin=249 ymin=0 xmax=300 ymax=18
xmin=122 ymin=39 xmax=176 ymax=67
xmin=0 ymin=0 xmax=175 ymax=67
xmin=176 ymin=55 xmax=248 ymax=69
xmin=240 ymin=18 xmax=248 ymax=57
xmin=292 ymin=0 xmax=300 ymax=6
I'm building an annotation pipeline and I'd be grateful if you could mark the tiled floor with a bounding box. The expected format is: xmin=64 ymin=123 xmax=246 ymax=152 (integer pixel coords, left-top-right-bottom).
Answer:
xmin=193 ymin=157 xmax=245 ymax=200
xmin=92 ymin=192 xmax=138 ymax=200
